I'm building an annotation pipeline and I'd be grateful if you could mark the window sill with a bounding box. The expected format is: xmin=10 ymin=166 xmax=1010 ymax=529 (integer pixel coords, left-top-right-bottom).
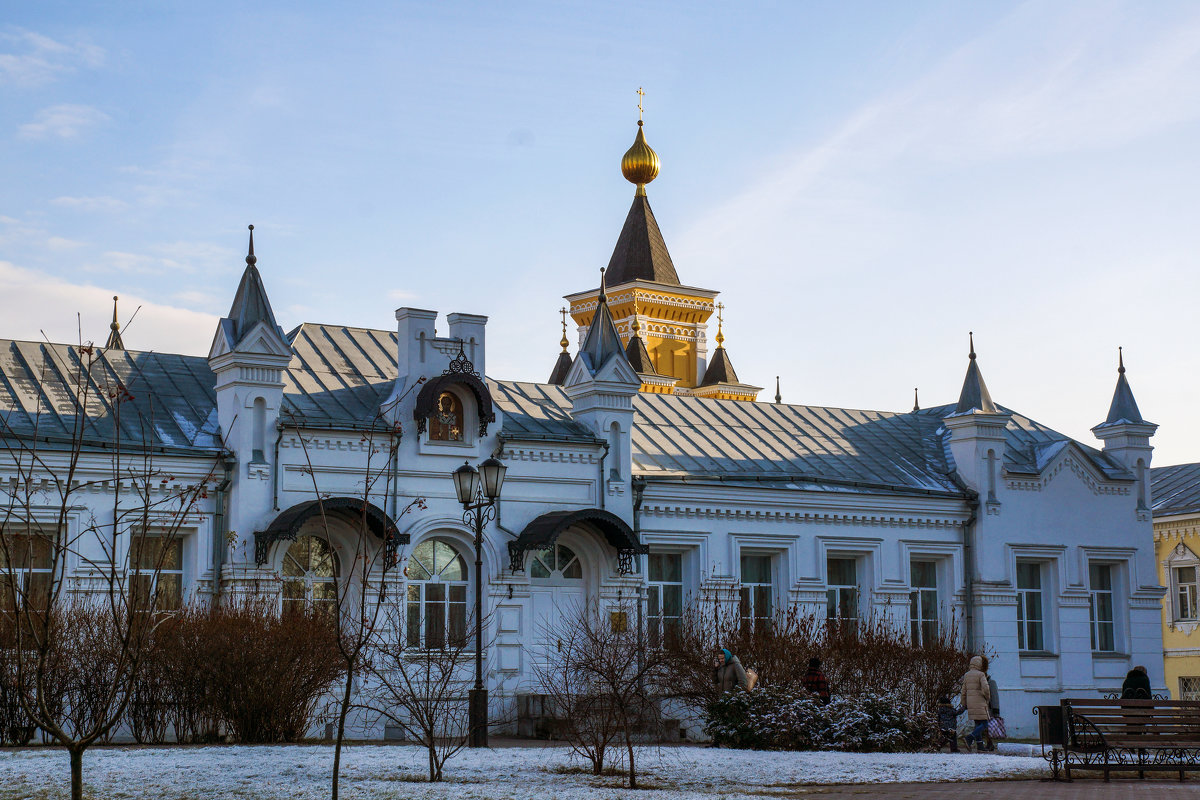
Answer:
xmin=1091 ymin=651 xmax=1130 ymax=660
xmin=1018 ymin=650 xmax=1058 ymax=659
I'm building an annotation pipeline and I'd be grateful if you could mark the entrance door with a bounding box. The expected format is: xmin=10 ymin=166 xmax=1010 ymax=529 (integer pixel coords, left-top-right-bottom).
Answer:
xmin=527 ymin=543 xmax=587 ymax=677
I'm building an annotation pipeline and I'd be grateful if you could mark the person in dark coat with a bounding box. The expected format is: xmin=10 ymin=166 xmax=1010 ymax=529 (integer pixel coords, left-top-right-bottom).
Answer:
xmin=936 ymin=695 xmax=966 ymax=753
xmin=713 ymin=647 xmax=749 ymax=693
xmin=802 ymin=657 xmax=831 ymax=704
xmin=1121 ymin=665 xmax=1152 ymax=699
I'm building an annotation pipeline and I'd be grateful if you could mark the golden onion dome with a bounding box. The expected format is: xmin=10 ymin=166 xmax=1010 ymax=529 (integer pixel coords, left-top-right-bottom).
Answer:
xmin=621 ymin=120 xmax=660 ymax=195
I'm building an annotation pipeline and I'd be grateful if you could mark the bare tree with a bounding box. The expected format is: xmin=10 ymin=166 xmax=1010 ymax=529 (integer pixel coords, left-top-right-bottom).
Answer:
xmin=0 ymin=340 xmax=218 ymax=800
xmin=534 ymin=599 xmax=668 ymax=789
xmin=357 ymin=604 xmax=482 ymax=782
xmin=287 ymin=383 xmax=424 ymax=800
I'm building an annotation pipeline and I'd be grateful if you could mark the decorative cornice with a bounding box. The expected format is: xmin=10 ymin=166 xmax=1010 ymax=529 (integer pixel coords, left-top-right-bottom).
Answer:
xmin=641 ymin=502 xmax=962 ymax=529
xmin=1005 ymin=453 xmax=1131 ymax=497
xmin=497 ymin=446 xmax=600 ymax=465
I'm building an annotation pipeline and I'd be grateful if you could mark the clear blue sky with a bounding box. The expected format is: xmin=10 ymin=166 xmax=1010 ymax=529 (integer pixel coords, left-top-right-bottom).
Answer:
xmin=2 ymin=1 xmax=1199 ymax=464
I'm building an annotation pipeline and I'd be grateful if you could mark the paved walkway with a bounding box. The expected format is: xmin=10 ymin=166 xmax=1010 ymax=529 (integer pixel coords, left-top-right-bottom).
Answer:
xmin=781 ymin=779 xmax=1195 ymax=799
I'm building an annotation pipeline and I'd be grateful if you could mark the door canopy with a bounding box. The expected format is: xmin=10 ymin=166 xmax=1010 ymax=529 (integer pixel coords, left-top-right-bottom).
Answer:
xmin=508 ymin=508 xmax=647 ymax=574
xmin=253 ymin=497 xmax=406 ymax=567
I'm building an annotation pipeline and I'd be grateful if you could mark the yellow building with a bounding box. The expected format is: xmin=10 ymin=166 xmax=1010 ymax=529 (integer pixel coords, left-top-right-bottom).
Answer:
xmin=550 ymin=113 xmax=761 ymax=403
xmin=1151 ymin=462 xmax=1200 ymax=700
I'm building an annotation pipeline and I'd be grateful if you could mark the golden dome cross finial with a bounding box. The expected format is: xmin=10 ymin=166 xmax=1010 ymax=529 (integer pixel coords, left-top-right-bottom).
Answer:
xmin=631 ymin=297 xmax=641 ymax=337
xmin=621 ymin=87 xmax=660 ymax=195
xmin=559 ymin=307 xmax=570 ymax=352
xmin=715 ymin=302 xmax=725 ymax=347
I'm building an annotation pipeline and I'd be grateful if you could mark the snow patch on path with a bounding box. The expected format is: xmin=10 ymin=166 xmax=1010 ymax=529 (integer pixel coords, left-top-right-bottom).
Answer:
xmin=0 ymin=743 xmax=1048 ymax=800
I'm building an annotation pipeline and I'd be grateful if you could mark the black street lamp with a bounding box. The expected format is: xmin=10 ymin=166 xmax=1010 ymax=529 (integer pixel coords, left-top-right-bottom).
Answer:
xmin=453 ymin=457 xmax=507 ymax=748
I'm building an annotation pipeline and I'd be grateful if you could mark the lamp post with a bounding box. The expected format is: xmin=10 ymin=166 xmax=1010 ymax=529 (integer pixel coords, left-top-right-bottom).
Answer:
xmin=452 ymin=457 xmax=507 ymax=748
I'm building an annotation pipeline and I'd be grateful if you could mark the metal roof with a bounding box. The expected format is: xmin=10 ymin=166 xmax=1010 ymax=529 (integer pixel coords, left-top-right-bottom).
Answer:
xmin=605 ymin=194 xmax=681 ymax=286
xmin=1152 ymin=463 xmax=1200 ymax=517
xmin=0 ymin=324 xmax=1135 ymax=499
xmin=281 ymin=324 xmax=397 ymax=426
xmin=0 ymin=339 xmax=221 ymax=453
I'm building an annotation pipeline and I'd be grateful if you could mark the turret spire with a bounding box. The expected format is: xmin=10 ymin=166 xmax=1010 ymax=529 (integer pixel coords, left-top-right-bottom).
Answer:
xmin=953 ymin=331 xmax=998 ymax=414
xmin=577 ymin=267 xmax=627 ymax=375
xmin=913 ymin=387 xmax=920 ymax=412
xmin=1103 ymin=346 xmax=1145 ymax=425
xmin=221 ymin=224 xmax=286 ymax=348
xmin=775 ymin=376 xmax=781 ymax=405
xmin=105 ymin=295 xmax=124 ymax=350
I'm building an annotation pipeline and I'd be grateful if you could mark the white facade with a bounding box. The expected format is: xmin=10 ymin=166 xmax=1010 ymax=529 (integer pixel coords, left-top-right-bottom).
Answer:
xmin=0 ymin=233 xmax=1166 ymax=741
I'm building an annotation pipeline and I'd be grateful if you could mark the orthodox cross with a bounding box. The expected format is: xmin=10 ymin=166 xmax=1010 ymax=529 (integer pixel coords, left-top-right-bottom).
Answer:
xmin=637 ymin=87 xmax=645 ymax=121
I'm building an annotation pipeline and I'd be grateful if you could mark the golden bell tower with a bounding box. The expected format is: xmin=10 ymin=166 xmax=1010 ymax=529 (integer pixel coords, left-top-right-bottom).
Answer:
xmin=559 ymin=90 xmax=759 ymax=401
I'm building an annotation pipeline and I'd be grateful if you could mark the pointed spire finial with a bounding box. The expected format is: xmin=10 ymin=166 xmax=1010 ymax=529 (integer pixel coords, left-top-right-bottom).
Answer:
xmin=105 ymin=295 xmax=125 ymax=350
xmin=968 ymin=331 xmax=976 ymax=360
xmin=631 ymin=296 xmax=641 ymax=337
xmin=246 ymin=224 xmax=256 ymax=267
xmin=913 ymin=387 xmax=920 ymax=412
xmin=1118 ymin=346 xmax=1125 ymax=375
xmin=715 ymin=302 xmax=725 ymax=347
xmin=598 ymin=267 xmax=607 ymax=305
xmin=559 ymin=307 xmax=570 ymax=353
xmin=775 ymin=376 xmax=781 ymax=405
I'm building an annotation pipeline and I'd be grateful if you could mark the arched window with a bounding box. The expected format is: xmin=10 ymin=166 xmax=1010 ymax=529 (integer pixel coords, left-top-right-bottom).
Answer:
xmin=281 ymin=536 xmax=338 ymax=616
xmin=428 ymin=392 xmax=464 ymax=442
xmin=529 ymin=543 xmax=582 ymax=580
xmin=406 ymin=538 xmax=468 ymax=648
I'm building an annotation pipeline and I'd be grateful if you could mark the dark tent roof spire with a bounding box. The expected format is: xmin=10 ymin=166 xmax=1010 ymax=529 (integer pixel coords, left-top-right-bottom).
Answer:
xmin=775 ymin=376 xmax=781 ymax=404
xmin=105 ymin=295 xmax=124 ymax=350
xmin=913 ymin=387 xmax=919 ymax=412
xmin=623 ymin=298 xmax=658 ymax=376
xmin=953 ymin=331 xmax=998 ymax=414
xmin=700 ymin=304 xmax=741 ymax=386
xmin=225 ymin=224 xmax=286 ymax=347
xmin=1104 ymin=346 xmax=1145 ymax=425
xmin=548 ymin=307 xmax=572 ymax=385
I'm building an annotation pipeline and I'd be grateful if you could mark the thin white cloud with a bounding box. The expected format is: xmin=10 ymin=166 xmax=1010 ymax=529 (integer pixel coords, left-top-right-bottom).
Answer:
xmin=18 ymin=104 xmax=110 ymax=140
xmin=0 ymin=29 xmax=105 ymax=87
xmin=46 ymin=236 xmax=85 ymax=251
xmin=51 ymin=195 xmax=127 ymax=213
xmin=0 ymin=261 xmax=216 ymax=355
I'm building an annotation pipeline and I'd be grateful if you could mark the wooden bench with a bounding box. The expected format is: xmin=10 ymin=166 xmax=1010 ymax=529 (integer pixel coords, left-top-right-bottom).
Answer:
xmin=1051 ymin=698 xmax=1200 ymax=781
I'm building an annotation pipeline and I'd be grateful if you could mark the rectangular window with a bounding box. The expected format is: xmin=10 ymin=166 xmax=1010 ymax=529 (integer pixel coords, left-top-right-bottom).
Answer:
xmin=406 ymin=582 xmax=467 ymax=649
xmin=1180 ymin=676 xmax=1200 ymax=701
xmin=1088 ymin=563 xmax=1115 ymax=653
xmin=1175 ymin=566 xmax=1199 ymax=621
xmin=0 ymin=533 xmax=54 ymax=611
xmin=826 ymin=557 xmax=859 ymax=626
xmin=910 ymin=560 xmax=939 ymax=646
xmin=739 ymin=554 xmax=773 ymax=632
xmin=130 ymin=535 xmax=184 ymax=612
xmin=647 ymin=552 xmax=683 ymax=649
xmin=1016 ymin=561 xmax=1045 ymax=652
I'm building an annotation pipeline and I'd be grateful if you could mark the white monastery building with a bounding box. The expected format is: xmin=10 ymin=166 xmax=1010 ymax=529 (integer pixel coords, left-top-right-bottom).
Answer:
xmin=0 ymin=119 xmax=1165 ymax=738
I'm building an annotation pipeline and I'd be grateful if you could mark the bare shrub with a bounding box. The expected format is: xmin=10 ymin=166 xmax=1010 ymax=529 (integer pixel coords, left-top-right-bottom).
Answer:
xmin=125 ymin=599 xmax=345 ymax=743
xmin=662 ymin=594 xmax=973 ymax=720
xmin=358 ymin=606 xmax=479 ymax=782
xmin=534 ymin=600 xmax=667 ymax=789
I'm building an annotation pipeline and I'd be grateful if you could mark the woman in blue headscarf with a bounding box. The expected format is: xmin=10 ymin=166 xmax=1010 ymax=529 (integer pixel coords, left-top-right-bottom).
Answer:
xmin=713 ymin=647 xmax=749 ymax=693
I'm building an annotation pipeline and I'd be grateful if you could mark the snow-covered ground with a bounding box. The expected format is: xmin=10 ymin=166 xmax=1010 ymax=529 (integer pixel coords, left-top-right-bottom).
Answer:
xmin=0 ymin=743 xmax=1048 ymax=800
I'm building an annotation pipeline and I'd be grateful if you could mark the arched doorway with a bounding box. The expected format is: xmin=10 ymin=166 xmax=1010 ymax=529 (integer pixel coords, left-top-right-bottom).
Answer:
xmin=527 ymin=537 xmax=589 ymax=671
